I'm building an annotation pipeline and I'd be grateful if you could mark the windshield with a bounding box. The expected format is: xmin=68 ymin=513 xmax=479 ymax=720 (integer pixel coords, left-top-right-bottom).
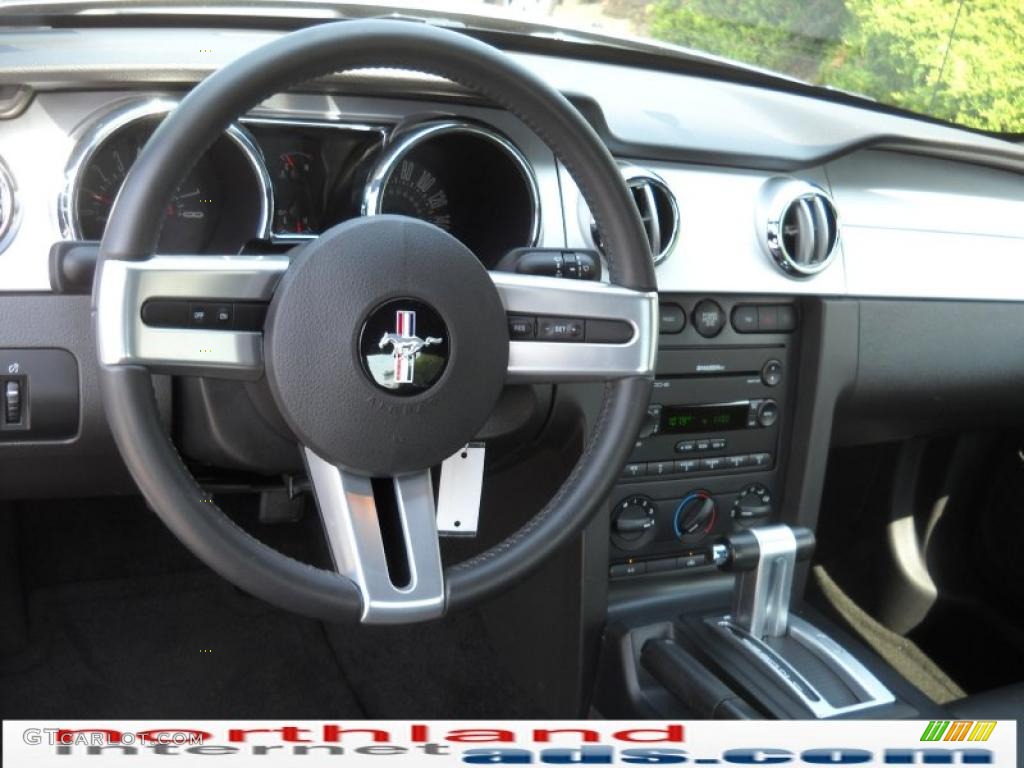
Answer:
xmin=411 ymin=0 xmax=1023 ymax=134
xmin=5 ymin=0 xmax=1022 ymax=133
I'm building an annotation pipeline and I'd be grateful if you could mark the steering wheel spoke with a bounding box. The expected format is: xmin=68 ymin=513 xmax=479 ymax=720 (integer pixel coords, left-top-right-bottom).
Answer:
xmin=491 ymin=271 xmax=658 ymax=383
xmin=303 ymin=448 xmax=445 ymax=624
xmin=96 ymin=253 xmax=288 ymax=377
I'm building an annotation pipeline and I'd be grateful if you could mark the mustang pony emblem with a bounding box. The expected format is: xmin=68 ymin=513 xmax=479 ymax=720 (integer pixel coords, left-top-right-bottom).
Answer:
xmin=378 ymin=310 xmax=442 ymax=384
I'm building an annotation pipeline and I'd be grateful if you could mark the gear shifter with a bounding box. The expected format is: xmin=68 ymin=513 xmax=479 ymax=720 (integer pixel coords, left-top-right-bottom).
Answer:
xmin=710 ymin=524 xmax=815 ymax=638
xmin=690 ymin=524 xmax=896 ymax=718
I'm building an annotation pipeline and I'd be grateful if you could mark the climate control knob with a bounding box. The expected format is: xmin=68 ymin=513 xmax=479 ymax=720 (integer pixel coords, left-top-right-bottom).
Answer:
xmin=673 ymin=491 xmax=717 ymax=539
xmin=731 ymin=484 xmax=773 ymax=523
xmin=611 ymin=495 xmax=657 ymax=549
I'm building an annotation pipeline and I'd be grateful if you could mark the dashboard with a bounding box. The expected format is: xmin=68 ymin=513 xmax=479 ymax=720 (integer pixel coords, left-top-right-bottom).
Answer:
xmin=0 ymin=24 xmax=1022 ymax=556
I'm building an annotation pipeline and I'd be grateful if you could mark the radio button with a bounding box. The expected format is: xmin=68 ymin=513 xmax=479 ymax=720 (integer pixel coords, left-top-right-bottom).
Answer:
xmin=710 ymin=438 xmax=728 ymax=451
xmin=749 ymin=452 xmax=773 ymax=468
xmin=700 ymin=456 xmax=724 ymax=472
xmin=693 ymin=299 xmax=726 ymax=338
xmin=777 ymin=305 xmax=797 ymax=331
xmin=695 ymin=438 xmax=712 ymax=452
xmin=621 ymin=462 xmax=646 ymax=479
xmin=675 ymin=458 xmax=701 ymax=474
xmin=725 ymin=454 xmax=750 ymax=469
xmin=675 ymin=440 xmax=698 ymax=454
xmin=646 ymin=460 xmax=674 ymax=477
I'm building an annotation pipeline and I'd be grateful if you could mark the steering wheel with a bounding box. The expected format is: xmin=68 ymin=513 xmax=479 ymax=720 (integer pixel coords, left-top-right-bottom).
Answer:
xmin=93 ymin=20 xmax=658 ymax=624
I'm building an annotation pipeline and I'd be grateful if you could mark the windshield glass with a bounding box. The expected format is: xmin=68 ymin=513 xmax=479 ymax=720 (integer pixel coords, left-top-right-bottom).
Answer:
xmin=408 ymin=0 xmax=1024 ymax=133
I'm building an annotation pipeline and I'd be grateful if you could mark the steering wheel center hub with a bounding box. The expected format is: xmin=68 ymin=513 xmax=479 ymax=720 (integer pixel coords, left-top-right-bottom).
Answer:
xmin=264 ymin=215 xmax=509 ymax=476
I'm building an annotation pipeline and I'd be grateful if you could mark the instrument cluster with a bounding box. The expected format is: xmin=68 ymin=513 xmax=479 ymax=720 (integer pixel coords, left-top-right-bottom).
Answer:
xmin=63 ymin=100 xmax=540 ymax=266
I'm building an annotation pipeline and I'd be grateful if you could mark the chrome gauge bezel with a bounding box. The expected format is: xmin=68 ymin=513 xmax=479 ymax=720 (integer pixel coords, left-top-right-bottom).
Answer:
xmin=361 ymin=119 xmax=541 ymax=248
xmin=59 ymin=97 xmax=273 ymax=243
xmin=0 ymin=157 xmax=19 ymax=254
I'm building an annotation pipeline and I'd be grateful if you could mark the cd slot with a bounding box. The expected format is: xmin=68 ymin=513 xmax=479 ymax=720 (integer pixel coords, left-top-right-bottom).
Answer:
xmin=655 ymin=347 xmax=781 ymax=377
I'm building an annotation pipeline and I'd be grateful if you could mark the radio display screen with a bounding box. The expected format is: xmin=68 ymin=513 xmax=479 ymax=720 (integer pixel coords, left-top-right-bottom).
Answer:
xmin=660 ymin=403 xmax=748 ymax=434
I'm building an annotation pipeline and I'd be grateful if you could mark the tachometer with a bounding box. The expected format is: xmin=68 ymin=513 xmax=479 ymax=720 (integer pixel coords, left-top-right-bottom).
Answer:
xmin=65 ymin=101 xmax=270 ymax=254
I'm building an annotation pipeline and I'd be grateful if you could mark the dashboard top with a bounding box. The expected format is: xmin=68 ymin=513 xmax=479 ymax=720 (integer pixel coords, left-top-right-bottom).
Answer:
xmin=0 ymin=25 xmax=1022 ymax=174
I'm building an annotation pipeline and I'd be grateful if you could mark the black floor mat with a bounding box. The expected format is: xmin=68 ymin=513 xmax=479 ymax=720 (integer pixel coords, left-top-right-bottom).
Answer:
xmin=0 ymin=570 xmax=365 ymax=719
xmin=0 ymin=498 xmax=544 ymax=719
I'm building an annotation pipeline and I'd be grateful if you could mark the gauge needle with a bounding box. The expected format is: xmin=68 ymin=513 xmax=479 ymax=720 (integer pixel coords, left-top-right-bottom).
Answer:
xmin=85 ymin=190 xmax=112 ymax=204
xmin=176 ymin=189 xmax=201 ymax=200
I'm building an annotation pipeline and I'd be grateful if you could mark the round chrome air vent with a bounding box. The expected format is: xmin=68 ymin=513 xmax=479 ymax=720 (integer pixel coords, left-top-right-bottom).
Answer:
xmin=584 ymin=166 xmax=679 ymax=265
xmin=0 ymin=157 xmax=18 ymax=254
xmin=759 ymin=178 xmax=839 ymax=277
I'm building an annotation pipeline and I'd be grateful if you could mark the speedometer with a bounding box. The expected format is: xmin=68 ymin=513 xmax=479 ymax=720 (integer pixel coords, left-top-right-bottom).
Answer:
xmin=64 ymin=100 xmax=270 ymax=253
xmin=380 ymin=159 xmax=452 ymax=232
xmin=365 ymin=121 xmax=539 ymax=268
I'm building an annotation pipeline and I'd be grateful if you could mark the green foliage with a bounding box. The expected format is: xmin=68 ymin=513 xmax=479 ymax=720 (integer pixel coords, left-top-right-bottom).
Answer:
xmin=645 ymin=0 xmax=1024 ymax=132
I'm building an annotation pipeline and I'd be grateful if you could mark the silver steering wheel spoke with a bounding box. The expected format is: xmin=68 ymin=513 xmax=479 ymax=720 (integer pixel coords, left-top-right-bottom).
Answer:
xmin=95 ymin=253 xmax=288 ymax=378
xmin=303 ymin=448 xmax=446 ymax=624
xmin=491 ymin=271 xmax=658 ymax=383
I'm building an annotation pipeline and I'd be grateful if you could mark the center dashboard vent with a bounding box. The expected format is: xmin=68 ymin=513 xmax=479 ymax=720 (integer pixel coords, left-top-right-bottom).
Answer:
xmin=759 ymin=178 xmax=840 ymax=278
xmin=588 ymin=168 xmax=679 ymax=265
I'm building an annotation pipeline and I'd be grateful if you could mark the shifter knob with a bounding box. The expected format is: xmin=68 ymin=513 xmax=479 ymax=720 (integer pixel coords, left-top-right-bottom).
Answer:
xmin=711 ymin=525 xmax=814 ymax=571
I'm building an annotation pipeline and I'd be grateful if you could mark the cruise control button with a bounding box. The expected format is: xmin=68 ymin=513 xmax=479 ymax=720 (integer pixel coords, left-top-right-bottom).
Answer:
xmin=141 ymin=299 xmax=188 ymax=327
xmin=731 ymin=304 xmax=759 ymax=333
xmin=693 ymin=299 xmax=725 ymax=338
xmin=213 ymin=305 xmax=233 ymax=326
xmin=508 ymin=315 xmax=535 ymax=339
xmin=188 ymin=303 xmax=213 ymax=327
xmin=658 ymin=303 xmax=686 ymax=334
xmin=537 ymin=317 xmax=584 ymax=342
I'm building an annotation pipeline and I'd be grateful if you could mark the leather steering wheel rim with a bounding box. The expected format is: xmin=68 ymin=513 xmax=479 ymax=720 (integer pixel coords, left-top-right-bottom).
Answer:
xmin=94 ymin=19 xmax=657 ymax=623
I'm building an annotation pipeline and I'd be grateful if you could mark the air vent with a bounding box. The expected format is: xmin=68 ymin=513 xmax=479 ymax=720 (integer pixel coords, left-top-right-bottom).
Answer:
xmin=760 ymin=178 xmax=839 ymax=277
xmin=588 ymin=168 xmax=679 ymax=265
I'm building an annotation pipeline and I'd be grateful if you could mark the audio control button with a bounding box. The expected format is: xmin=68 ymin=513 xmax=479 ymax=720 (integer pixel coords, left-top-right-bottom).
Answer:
xmin=710 ymin=438 xmax=727 ymax=450
xmin=749 ymin=452 xmax=773 ymax=468
xmin=724 ymin=454 xmax=749 ymax=469
xmin=675 ymin=440 xmax=697 ymax=454
xmin=762 ymin=359 xmax=783 ymax=387
xmin=646 ymin=460 xmax=674 ymax=477
xmin=659 ymin=303 xmax=686 ymax=334
xmin=756 ymin=399 xmax=779 ymax=427
xmin=621 ymin=462 xmax=646 ymax=479
xmin=700 ymin=457 xmax=724 ymax=472
xmin=675 ymin=458 xmax=700 ymax=474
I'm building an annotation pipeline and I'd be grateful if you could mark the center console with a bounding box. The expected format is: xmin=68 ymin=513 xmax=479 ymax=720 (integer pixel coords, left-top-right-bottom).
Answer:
xmin=608 ymin=294 xmax=797 ymax=580
xmin=594 ymin=295 xmax=937 ymax=722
